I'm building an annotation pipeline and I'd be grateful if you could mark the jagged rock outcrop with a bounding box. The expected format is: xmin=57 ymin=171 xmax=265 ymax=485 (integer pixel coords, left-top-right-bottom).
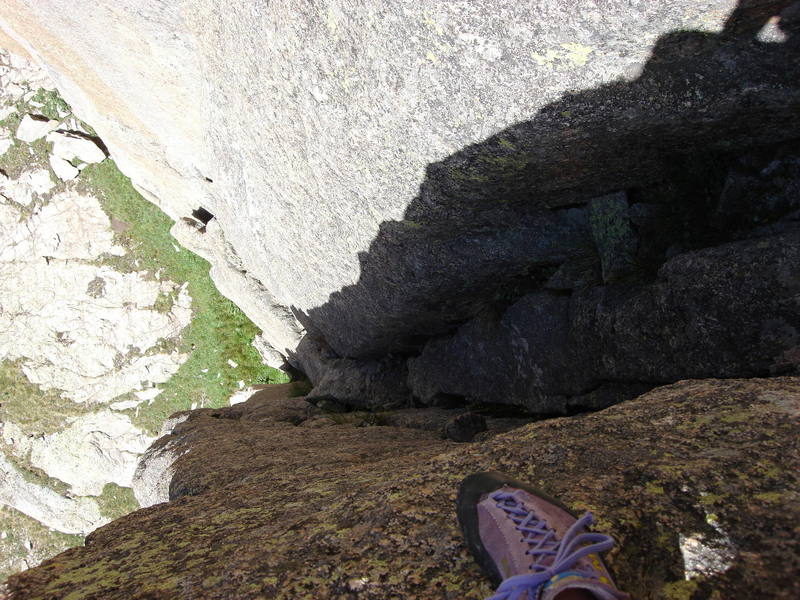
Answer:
xmin=3 ymin=378 xmax=798 ymax=599
xmin=408 ymin=229 xmax=800 ymax=412
xmin=2 ymin=1 xmax=799 ymax=412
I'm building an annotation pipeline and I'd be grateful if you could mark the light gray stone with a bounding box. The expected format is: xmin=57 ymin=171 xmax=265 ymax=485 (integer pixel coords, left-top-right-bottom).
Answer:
xmin=0 ymin=454 xmax=107 ymax=535
xmin=15 ymin=114 xmax=57 ymax=142
xmin=28 ymin=411 xmax=155 ymax=496
xmin=46 ymin=130 xmax=105 ymax=163
xmin=0 ymin=187 xmax=192 ymax=403
xmin=48 ymin=154 xmax=78 ymax=180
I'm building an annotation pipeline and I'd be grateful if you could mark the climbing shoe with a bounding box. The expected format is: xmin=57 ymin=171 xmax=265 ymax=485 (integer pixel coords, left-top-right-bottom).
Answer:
xmin=457 ymin=472 xmax=629 ymax=600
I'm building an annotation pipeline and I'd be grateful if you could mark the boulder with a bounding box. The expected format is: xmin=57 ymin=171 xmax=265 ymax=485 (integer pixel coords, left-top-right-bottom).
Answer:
xmin=45 ymin=130 xmax=105 ymax=163
xmin=1 ymin=1 xmax=798 ymax=379
xmin=14 ymin=115 xmax=57 ymax=143
xmin=3 ymin=378 xmax=798 ymax=599
xmin=47 ymin=154 xmax=77 ymax=181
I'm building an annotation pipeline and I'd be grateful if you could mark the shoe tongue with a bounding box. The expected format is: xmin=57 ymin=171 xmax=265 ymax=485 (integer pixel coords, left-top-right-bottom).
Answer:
xmin=512 ymin=490 xmax=558 ymax=569
xmin=540 ymin=576 xmax=622 ymax=600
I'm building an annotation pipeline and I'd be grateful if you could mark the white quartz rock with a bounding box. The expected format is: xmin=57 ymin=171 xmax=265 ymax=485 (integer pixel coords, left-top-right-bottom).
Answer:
xmin=28 ymin=411 xmax=156 ymax=496
xmin=48 ymin=154 xmax=79 ymax=181
xmin=46 ymin=130 xmax=106 ymax=163
xmin=15 ymin=114 xmax=58 ymax=142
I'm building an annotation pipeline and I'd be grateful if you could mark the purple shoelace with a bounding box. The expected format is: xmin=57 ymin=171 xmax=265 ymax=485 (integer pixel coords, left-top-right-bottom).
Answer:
xmin=485 ymin=491 xmax=616 ymax=600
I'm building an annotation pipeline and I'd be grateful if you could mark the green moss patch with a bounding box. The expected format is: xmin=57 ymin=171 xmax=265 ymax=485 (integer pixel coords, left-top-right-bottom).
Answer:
xmin=96 ymin=484 xmax=139 ymax=521
xmin=77 ymin=160 xmax=289 ymax=434
xmin=0 ymin=361 xmax=85 ymax=435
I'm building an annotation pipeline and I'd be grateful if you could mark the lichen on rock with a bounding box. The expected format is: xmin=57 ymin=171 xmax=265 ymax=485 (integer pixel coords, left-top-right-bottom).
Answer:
xmin=3 ymin=378 xmax=798 ymax=599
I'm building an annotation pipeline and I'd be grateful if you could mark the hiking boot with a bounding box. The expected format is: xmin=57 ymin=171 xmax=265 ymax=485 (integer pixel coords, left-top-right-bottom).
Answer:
xmin=457 ymin=472 xmax=629 ymax=600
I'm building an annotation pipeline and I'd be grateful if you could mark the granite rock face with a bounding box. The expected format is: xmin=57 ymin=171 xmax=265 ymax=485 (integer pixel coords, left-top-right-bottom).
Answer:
xmin=409 ymin=230 xmax=800 ymax=412
xmin=0 ymin=455 xmax=106 ymax=536
xmin=3 ymin=378 xmax=798 ymax=599
xmin=0 ymin=186 xmax=192 ymax=404
xmin=2 ymin=1 xmax=799 ymax=412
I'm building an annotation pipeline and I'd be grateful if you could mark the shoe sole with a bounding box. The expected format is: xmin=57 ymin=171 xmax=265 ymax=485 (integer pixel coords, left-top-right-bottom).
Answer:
xmin=456 ymin=471 xmax=576 ymax=588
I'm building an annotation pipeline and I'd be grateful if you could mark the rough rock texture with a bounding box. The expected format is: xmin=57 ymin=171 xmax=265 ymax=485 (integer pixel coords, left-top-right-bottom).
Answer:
xmin=25 ymin=411 xmax=154 ymax=496
xmin=0 ymin=455 xmax=106 ymax=536
xmin=2 ymin=2 xmax=799 ymax=411
xmin=408 ymin=230 xmax=800 ymax=412
xmin=132 ymin=383 xmax=312 ymax=507
xmin=0 ymin=185 xmax=192 ymax=403
xmin=3 ymin=378 xmax=798 ymax=599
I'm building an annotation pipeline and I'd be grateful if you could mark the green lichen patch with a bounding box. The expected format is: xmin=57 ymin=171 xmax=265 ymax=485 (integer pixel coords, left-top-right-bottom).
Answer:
xmin=6 ymin=378 xmax=797 ymax=600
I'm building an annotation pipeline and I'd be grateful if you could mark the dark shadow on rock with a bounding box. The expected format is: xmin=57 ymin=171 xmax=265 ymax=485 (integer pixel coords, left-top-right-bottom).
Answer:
xmin=290 ymin=0 xmax=800 ymax=414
